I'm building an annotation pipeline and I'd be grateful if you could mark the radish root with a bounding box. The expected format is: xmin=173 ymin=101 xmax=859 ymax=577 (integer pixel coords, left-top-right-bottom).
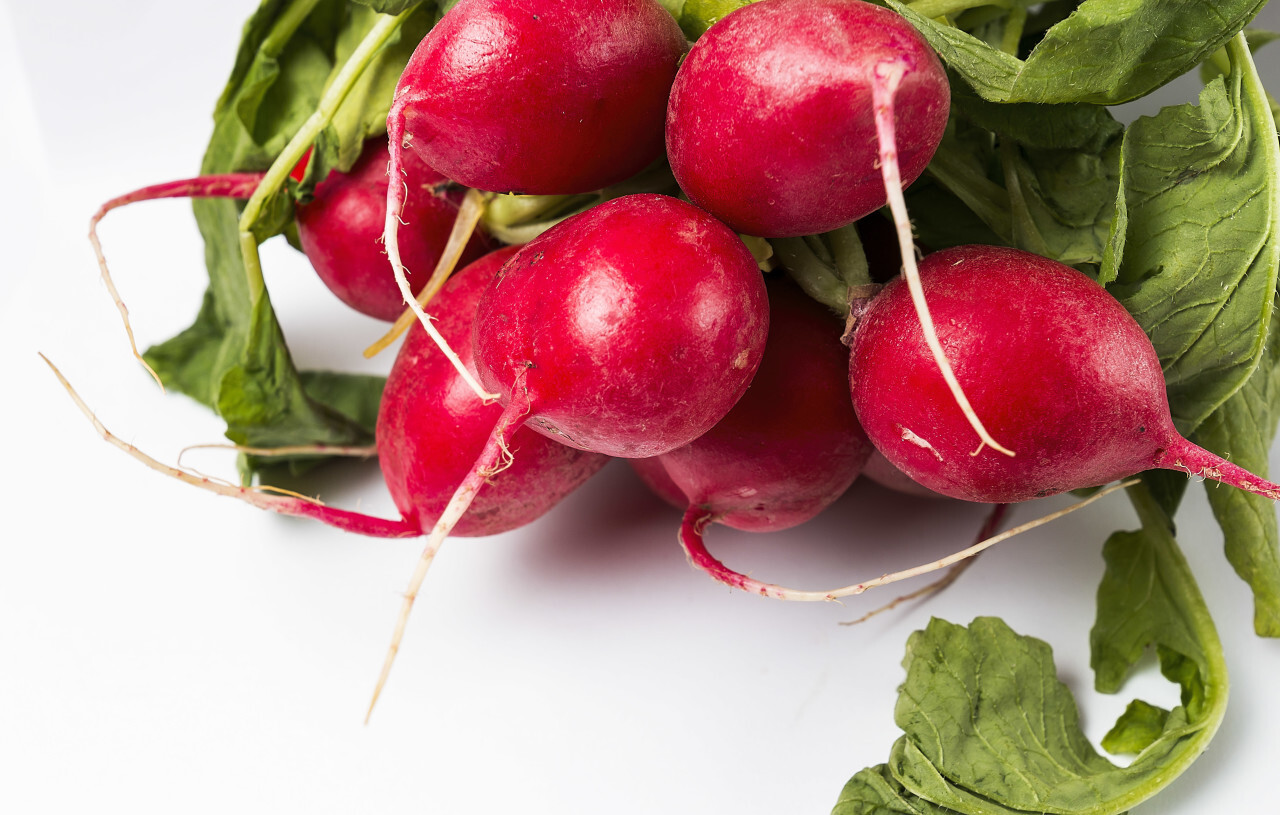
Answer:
xmin=365 ymin=388 xmax=533 ymax=722
xmin=871 ymin=59 xmax=1013 ymax=458
xmin=382 ymin=115 xmax=499 ymax=402
xmin=366 ymin=187 xmax=491 ymax=359
xmin=839 ymin=502 xmax=1009 ymax=625
xmin=679 ymin=480 xmax=1136 ymax=601
xmin=88 ymin=174 xmax=267 ymax=391
xmin=42 ymin=353 xmax=417 ymax=538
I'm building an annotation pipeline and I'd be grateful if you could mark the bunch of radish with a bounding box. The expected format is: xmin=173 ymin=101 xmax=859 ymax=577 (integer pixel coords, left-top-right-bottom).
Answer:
xmin=71 ymin=0 xmax=1280 ymax=720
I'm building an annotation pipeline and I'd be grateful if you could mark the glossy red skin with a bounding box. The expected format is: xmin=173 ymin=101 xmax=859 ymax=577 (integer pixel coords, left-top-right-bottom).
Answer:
xmin=666 ymin=0 xmax=949 ymax=237
xmin=295 ymin=138 xmax=488 ymax=321
xmin=394 ymin=0 xmax=686 ymax=195
xmin=377 ymin=247 xmax=609 ymax=535
xmin=631 ymin=279 xmax=871 ymax=531
xmin=849 ymin=245 xmax=1176 ymax=503
xmin=473 ymin=194 xmax=770 ymax=458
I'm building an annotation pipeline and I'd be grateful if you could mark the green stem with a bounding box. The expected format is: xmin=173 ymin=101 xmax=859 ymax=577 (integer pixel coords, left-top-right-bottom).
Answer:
xmin=772 ymin=237 xmax=852 ymax=317
xmin=237 ymin=5 xmax=420 ymax=303
xmin=827 ymin=224 xmax=872 ymax=289
xmin=998 ymin=6 xmax=1027 ymax=55
xmin=261 ymin=0 xmax=323 ymax=55
xmin=907 ymin=0 xmax=1006 ymax=20
xmin=483 ymin=194 xmax=583 ymax=228
xmin=999 ymin=139 xmax=1051 ymax=256
xmin=925 ymin=145 xmax=1014 ymax=244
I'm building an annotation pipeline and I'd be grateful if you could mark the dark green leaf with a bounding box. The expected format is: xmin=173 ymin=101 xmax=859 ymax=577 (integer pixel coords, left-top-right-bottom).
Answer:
xmin=949 ymin=78 xmax=1123 ymax=153
xmin=147 ymin=0 xmax=420 ymax=478
xmin=1196 ymin=306 xmax=1280 ymax=636
xmin=888 ymin=0 xmax=1267 ymax=104
xmin=1002 ymin=137 xmax=1122 ymax=269
xmin=892 ymin=617 xmax=1116 ymax=814
xmin=904 ymin=178 xmax=1005 ymax=252
xmin=216 ymin=293 xmax=376 ymax=450
xmin=1105 ymin=36 xmax=1280 ymax=435
xmin=1091 ymin=524 xmax=1208 ymax=698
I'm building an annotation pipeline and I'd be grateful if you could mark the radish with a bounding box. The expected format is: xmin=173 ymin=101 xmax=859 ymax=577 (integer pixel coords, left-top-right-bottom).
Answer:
xmin=368 ymin=193 xmax=770 ymax=713
xmin=55 ymin=246 xmax=610 ymax=541
xmin=849 ymin=244 xmax=1280 ymax=504
xmin=665 ymin=0 xmax=1011 ymax=462
xmin=861 ymin=451 xmax=944 ymax=498
xmin=377 ymin=246 xmax=609 ymax=535
xmin=628 ymin=278 xmax=872 ymax=594
xmin=665 ymin=0 xmax=947 ymax=239
xmin=383 ymin=0 xmax=687 ymax=395
xmin=90 ymin=136 xmax=487 ymax=327
xmin=294 ymin=140 xmax=488 ymax=321
xmin=388 ymin=0 xmax=685 ymax=197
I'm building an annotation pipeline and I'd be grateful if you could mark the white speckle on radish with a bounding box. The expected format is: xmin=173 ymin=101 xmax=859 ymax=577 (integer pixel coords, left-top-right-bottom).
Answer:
xmin=898 ymin=425 xmax=943 ymax=461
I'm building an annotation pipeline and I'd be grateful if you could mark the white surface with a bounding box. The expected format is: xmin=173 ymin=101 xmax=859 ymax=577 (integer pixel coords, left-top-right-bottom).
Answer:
xmin=3 ymin=2 xmax=1279 ymax=814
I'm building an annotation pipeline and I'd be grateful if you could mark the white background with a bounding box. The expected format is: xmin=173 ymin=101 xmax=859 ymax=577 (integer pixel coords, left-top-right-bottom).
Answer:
xmin=2 ymin=1 xmax=1279 ymax=813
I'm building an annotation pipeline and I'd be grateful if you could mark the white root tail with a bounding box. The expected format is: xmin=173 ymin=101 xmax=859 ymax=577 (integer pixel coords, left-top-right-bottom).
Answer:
xmin=680 ymin=480 xmax=1137 ymax=602
xmin=364 ymin=393 xmax=531 ymax=722
xmin=366 ymin=187 xmax=490 ymax=359
xmin=871 ymin=59 xmax=1014 ymax=458
xmin=382 ymin=116 xmax=499 ymax=402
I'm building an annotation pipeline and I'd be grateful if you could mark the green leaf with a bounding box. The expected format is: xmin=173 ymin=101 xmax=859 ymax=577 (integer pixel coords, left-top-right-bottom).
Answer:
xmin=1090 ymin=501 xmax=1211 ymax=702
xmin=832 ymin=511 xmax=1228 ymax=815
xmin=888 ymin=0 xmax=1267 ymax=105
xmin=216 ymin=292 xmax=378 ymax=450
xmin=1100 ymin=699 xmax=1171 ymax=756
xmin=891 ymin=617 xmax=1117 ymax=814
xmin=347 ymin=0 xmax=424 ymax=14
xmin=145 ymin=0 xmax=423 ymax=478
xmin=308 ymin=2 xmax=436 ymax=185
xmin=948 ymin=79 xmax=1123 ymax=153
xmin=832 ymin=764 xmax=961 ymax=815
xmin=1105 ymin=35 xmax=1280 ymax=436
xmin=1196 ymin=306 xmax=1280 ymax=636
xmin=677 ymin=0 xmax=756 ymax=40
xmin=1002 ymin=137 xmax=1122 ymax=269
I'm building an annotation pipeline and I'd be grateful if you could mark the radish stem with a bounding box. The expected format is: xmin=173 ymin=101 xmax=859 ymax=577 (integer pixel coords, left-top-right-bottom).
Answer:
xmin=236 ymin=7 xmax=418 ymax=303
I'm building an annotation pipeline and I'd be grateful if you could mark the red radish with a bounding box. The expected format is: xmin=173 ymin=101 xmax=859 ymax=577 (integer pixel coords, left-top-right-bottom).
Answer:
xmin=295 ymin=140 xmax=488 ymax=321
xmin=665 ymin=0 xmax=948 ymax=238
xmin=54 ymin=247 xmax=610 ymax=541
xmin=665 ymin=0 xmax=1009 ymax=460
xmin=849 ymin=245 xmax=1280 ymax=504
xmin=382 ymin=0 xmax=687 ymax=395
xmin=368 ymin=193 xmax=770 ymax=713
xmin=388 ymin=0 xmax=686 ymax=196
xmin=89 ymin=136 xmax=485 ymax=325
xmin=378 ymin=246 xmax=609 ymax=534
xmin=628 ymin=278 xmax=873 ymax=595
xmin=861 ymin=450 xmax=945 ymax=498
